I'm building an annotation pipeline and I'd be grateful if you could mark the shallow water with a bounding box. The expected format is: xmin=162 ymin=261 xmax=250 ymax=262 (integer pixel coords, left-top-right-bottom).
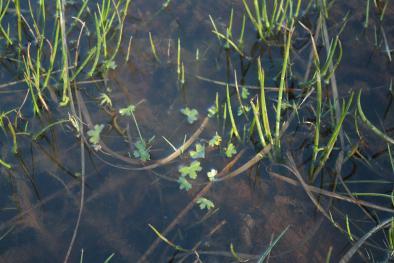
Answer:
xmin=0 ymin=1 xmax=393 ymax=262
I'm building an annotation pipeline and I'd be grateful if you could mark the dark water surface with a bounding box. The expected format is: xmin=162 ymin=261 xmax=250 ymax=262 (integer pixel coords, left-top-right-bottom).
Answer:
xmin=0 ymin=1 xmax=393 ymax=262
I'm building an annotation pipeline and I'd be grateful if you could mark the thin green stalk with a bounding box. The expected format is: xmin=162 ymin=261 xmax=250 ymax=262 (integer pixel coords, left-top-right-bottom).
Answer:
xmin=226 ymin=84 xmax=240 ymax=141
xmin=7 ymin=121 xmax=17 ymax=154
xmin=251 ymin=100 xmax=267 ymax=147
xmin=274 ymin=26 xmax=293 ymax=148
xmin=312 ymin=92 xmax=354 ymax=181
xmin=257 ymin=57 xmax=272 ymax=143
xmin=58 ymin=0 xmax=71 ymax=106
xmin=357 ymin=90 xmax=394 ymax=144
xmin=33 ymin=119 xmax=70 ymax=140
xmin=149 ymin=31 xmax=160 ymax=62
xmin=177 ymin=38 xmax=181 ymax=76
xmin=364 ymin=0 xmax=370 ymax=28
xmin=0 ymin=157 xmax=11 ymax=169
xmin=108 ymin=0 xmax=132 ymax=63
xmin=237 ymin=15 xmax=246 ymax=48
xmin=310 ymin=68 xmax=322 ymax=177
xmin=14 ymin=0 xmax=22 ymax=46
xmin=0 ymin=0 xmax=12 ymax=45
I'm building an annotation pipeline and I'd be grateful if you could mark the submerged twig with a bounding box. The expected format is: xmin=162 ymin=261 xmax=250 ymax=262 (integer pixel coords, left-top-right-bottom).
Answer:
xmin=137 ymin=150 xmax=245 ymax=262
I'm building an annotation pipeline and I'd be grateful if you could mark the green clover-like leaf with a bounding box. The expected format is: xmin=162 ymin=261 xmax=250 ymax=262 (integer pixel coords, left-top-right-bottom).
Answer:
xmin=196 ymin=197 xmax=215 ymax=210
xmin=189 ymin=143 xmax=205 ymax=159
xmin=177 ymin=176 xmax=192 ymax=191
xmin=180 ymin=107 xmax=198 ymax=124
xmin=87 ymin=124 xmax=105 ymax=145
xmin=225 ymin=142 xmax=237 ymax=158
xmin=119 ymin=104 xmax=136 ymax=117
xmin=179 ymin=161 xmax=202 ymax=180
xmin=133 ymin=139 xmax=151 ymax=161
xmin=207 ymin=169 xmax=218 ymax=181
xmin=241 ymin=87 xmax=250 ymax=99
xmin=209 ymin=132 xmax=222 ymax=147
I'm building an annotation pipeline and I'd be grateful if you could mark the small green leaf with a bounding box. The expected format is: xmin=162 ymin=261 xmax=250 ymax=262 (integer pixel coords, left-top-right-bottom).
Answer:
xmin=87 ymin=124 xmax=105 ymax=146
xmin=180 ymin=107 xmax=199 ymax=124
xmin=209 ymin=132 xmax=222 ymax=147
xmin=119 ymin=104 xmax=136 ymax=117
xmin=177 ymin=176 xmax=192 ymax=191
xmin=133 ymin=139 xmax=151 ymax=161
xmin=237 ymin=105 xmax=250 ymax=116
xmin=207 ymin=105 xmax=218 ymax=118
xmin=99 ymin=93 xmax=112 ymax=107
xmin=241 ymin=87 xmax=250 ymax=99
xmin=207 ymin=169 xmax=218 ymax=181
xmin=389 ymin=218 xmax=394 ymax=251
xmin=189 ymin=143 xmax=205 ymax=159
xmin=196 ymin=197 xmax=215 ymax=210
xmin=179 ymin=161 xmax=202 ymax=179
xmin=103 ymin=59 xmax=117 ymax=70
xmin=225 ymin=142 xmax=237 ymax=158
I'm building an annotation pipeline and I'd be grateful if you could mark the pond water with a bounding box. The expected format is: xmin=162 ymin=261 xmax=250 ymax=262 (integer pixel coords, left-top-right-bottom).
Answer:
xmin=0 ymin=0 xmax=393 ymax=262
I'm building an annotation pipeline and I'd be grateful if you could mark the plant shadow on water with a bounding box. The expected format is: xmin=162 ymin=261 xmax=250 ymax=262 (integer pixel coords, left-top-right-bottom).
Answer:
xmin=0 ymin=0 xmax=393 ymax=262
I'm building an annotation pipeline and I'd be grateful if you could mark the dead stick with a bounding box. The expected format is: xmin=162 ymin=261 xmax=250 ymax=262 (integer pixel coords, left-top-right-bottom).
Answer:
xmin=137 ymin=150 xmax=245 ymax=262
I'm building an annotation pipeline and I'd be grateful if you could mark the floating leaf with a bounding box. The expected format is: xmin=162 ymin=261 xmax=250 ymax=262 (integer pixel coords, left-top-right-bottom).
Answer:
xmin=207 ymin=169 xmax=218 ymax=181
xmin=225 ymin=142 xmax=237 ymax=158
xmin=87 ymin=124 xmax=105 ymax=146
xmin=133 ymin=139 xmax=151 ymax=161
xmin=241 ymin=87 xmax=250 ymax=99
xmin=179 ymin=161 xmax=202 ymax=179
xmin=177 ymin=176 xmax=192 ymax=191
xmin=209 ymin=132 xmax=222 ymax=147
xmin=181 ymin=107 xmax=198 ymax=124
xmin=189 ymin=143 xmax=205 ymax=159
xmin=196 ymin=197 xmax=215 ymax=210
xmin=119 ymin=104 xmax=136 ymax=117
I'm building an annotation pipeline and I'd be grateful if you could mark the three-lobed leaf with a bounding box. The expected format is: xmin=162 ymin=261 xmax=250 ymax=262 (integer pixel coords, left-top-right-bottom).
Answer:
xmin=119 ymin=104 xmax=136 ymax=117
xmin=179 ymin=160 xmax=202 ymax=179
xmin=87 ymin=124 xmax=105 ymax=145
xmin=207 ymin=169 xmax=218 ymax=181
xmin=209 ymin=132 xmax=222 ymax=147
xmin=225 ymin=142 xmax=237 ymax=158
xmin=189 ymin=143 xmax=205 ymax=159
xmin=241 ymin=87 xmax=250 ymax=99
xmin=177 ymin=176 xmax=192 ymax=191
xmin=133 ymin=139 xmax=151 ymax=161
xmin=196 ymin=197 xmax=215 ymax=210
xmin=180 ymin=107 xmax=199 ymax=124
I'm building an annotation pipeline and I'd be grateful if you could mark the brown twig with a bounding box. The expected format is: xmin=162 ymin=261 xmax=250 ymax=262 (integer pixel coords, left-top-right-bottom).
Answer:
xmin=137 ymin=150 xmax=245 ymax=262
